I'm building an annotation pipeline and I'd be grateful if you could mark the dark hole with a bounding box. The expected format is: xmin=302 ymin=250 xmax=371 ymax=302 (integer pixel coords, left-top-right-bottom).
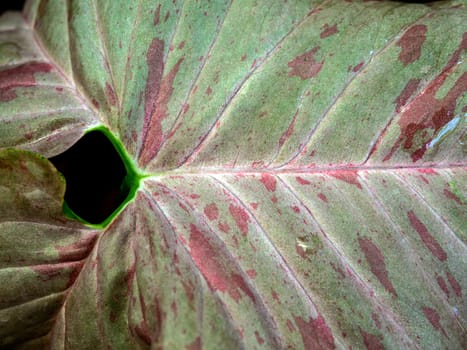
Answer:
xmin=0 ymin=0 xmax=25 ymax=14
xmin=49 ymin=130 xmax=129 ymax=224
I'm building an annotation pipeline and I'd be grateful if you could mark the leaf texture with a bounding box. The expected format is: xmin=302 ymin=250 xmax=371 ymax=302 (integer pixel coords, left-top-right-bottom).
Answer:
xmin=0 ymin=1 xmax=466 ymax=349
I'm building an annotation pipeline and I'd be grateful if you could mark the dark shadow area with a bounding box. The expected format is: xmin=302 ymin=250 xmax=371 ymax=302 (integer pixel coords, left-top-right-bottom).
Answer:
xmin=0 ymin=1 xmax=25 ymax=14
xmin=49 ymin=131 xmax=129 ymax=224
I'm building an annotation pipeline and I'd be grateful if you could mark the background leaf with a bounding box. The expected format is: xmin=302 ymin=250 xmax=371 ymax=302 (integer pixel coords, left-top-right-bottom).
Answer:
xmin=1 ymin=1 xmax=466 ymax=349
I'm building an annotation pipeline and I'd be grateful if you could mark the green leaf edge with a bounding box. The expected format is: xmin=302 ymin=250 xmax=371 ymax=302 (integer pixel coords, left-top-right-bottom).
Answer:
xmin=62 ymin=125 xmax=149 ymax=229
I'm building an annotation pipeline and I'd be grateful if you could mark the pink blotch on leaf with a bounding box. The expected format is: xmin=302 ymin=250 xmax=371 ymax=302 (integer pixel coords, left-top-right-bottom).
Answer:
xmin=384 ymin=33 xmax=467 ymax=162
xmin=351 ymin=61 xmax=365 ymax=72
xmin=288 ymin=46 xmax=323 ymax=80
xmin=186 ymin=337 xmax=201 ymax=350
xmin=278 ymin=111 xmax=298 ymax=147
xmin=0 ymin=62 xmax=52 ymax=102
xmin=393 ymin=79 xmax=421 ymax=113
xmin=218 ymin=221 xmax=230 ymax=233
xmin=296 ymin=176 xmax=311 ymax=185
xmin=360 ymin=330 xmax=386 ymax=350
xmin=436 ymin=275 xmax=450 ymax=297
xmin=327 ymin=170 xmax=362 ymax=189
xmin=317 ymin=193 xmax=328 ymax=203
xmin=204 ymin=203 xmax=219 ymax=221
xmin=443 ymin=188 xmax=462 ymax=205
xmin=293 ymin=315 xmax=335 ymax=350
xmin=447 ymin=271 xmax=462 ymax=297
xmin=422 ymin=306 xmax=447 ymax=337
xmin=140 ymin=38 xmax=184 ymax=166
xmin=358 ymin=237 xmax=398 ymax=297
xmin=135 ymin=321 xmax=152 ymax=345
xmin=260 ymin=173 xmax=277 ymax=192
xmin=105 ymin=82 xmax=117 ymax=106
xmin=320 ymin=23 xmax=338 ymax=39
xmin=153 ymin=4 xmax=161 ymax=25
xmin=407 ymin=210 xmax=447 ymax=261
xmin=229 ymin=204 xmax=250 ymax=236
xmin=189 ymin=224 xmax=255 ymax=302
xmin=396 ymin=24 xmax=427 ymax=66
xmin=255 ymin=331 xmax=265 ymax=345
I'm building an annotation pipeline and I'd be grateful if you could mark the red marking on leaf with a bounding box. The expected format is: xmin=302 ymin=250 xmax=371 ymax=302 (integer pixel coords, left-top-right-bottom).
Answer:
xmin=186 ymin=337 xmax=201 ymax=350
xmin=384 ymin=33 xmax=467 ymax=162
xmin=178 ymin=41 xmax=185 ymax=50
xmin=320 ymin=24 xmax=338 ymax=39
xmin=218 ymin=221 xmax=230 ymax=233
xmin=372 ymin=313 xmax=382 ymax=330
xmin=125 ymin=264 xmax=136 ymax=296
xmin=32 ymin=264 xmax=62 ymax=281
xmin=189 ymin=224 xmax=254 ymax=302
xmin=350 ymin=61 xmax=365 ymax=72
xmin=358 ymin=238 xmax=398 ymax=297
xmin=393 ymin=79 xmax=421 ymax=113
xmin=56 ymin=235 xmax=98 ymax=263
xmin=0 ymin=62 xmax=52 ymax=101
xmin=294 ymin=315 xmax=335 ymax=350
xmin=407 ymin=211 xmax=447 ymax=261
xmin=330 ymin=262 xmax=346 ymax=279
xmin=447 ymin=271 xmax=462 ymax=297
xmin=418 ymin=175 xmax=429 ymax=184
xmin=260 ymin=174 xmax=277 ymax=192
xmin=287 ymin=319 xmax=296 ymax=332
xmin=105 ymin=82 xmax=117 ymax=106
xmin=205 ymin=86 xmax=212 ymax=95
xmin=443 ymin=188 xmax=462 ymax=205
xmin=271 ymin=289 xmax=281 ymax=303
xmin=296 ymin=176 xmax=311 ymax=185
xmin=204 ymin=203 xmax=219 ymax=221
xmin=418 ymin=168 xmax=437 ymax=174
xmin=55 ymin=87 xmax=63 ymax=92
xmin=328 ymin=170 xmax=362 ymax=189
xmin=255 ymin=331 xmax=265 ymax=345
xmin=171 ymin=301 xmax=177 ymax=315
xmin=436 ymin=275 xmax=450 ymax=297
xmin=279 ymin=110 xmax=298 ymax=147
xmin=140 ymin=38 xmax=184 ymax=166
xmin=397 ymin=24 xmax=427 ymax=66
xmin=229 ymin=204 xmax=250 ymax=236
xmin=181 ymin=279 xmax=195 ymax=302
xmin=296 ymin=244 xmax=307 ymax=259
xmin=288 ymin=47 xmax=323 ymax=80
xmin=271 ymin=195 xmax=278 ymax=204
xmin=317 ymin=193 xmax=328 ymax=203
xmin=135 ymin=321 xmax=152 ymax=345
xmin=250 ymin=202 xmax=259 ymax=210
xmin=154 ymin=4 xmax=161 ymax=25
xmin=246 ymin=269 xmax=257 ymax=278
xmin=422 ymin=306 xmax=447 ymax=337
xmin=179 ymin=202 xmax=189 ymax=213
xmin=360 ymin=330 xmax=385 ymax=350
xmin=292 ymin=205 xmax=300 ymax=213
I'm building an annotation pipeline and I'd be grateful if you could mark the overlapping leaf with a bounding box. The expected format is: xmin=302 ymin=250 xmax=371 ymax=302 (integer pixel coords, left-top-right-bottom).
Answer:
xmin=0 ymin=1 xmax=466 ymax=349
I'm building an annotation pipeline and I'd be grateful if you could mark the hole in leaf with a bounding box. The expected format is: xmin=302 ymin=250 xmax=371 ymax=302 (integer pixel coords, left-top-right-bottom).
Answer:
xmin=49 ymin=127 xmax=140 ymax=227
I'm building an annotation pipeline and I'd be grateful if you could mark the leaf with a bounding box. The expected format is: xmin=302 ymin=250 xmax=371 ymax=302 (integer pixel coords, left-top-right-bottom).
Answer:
xmin=1 ymin=1 xmax=466 ymax=349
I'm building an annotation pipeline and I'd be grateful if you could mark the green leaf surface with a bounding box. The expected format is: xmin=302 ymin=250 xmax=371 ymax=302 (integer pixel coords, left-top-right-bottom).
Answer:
xmin=1 ymin=1 xmax=466 ymax=349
